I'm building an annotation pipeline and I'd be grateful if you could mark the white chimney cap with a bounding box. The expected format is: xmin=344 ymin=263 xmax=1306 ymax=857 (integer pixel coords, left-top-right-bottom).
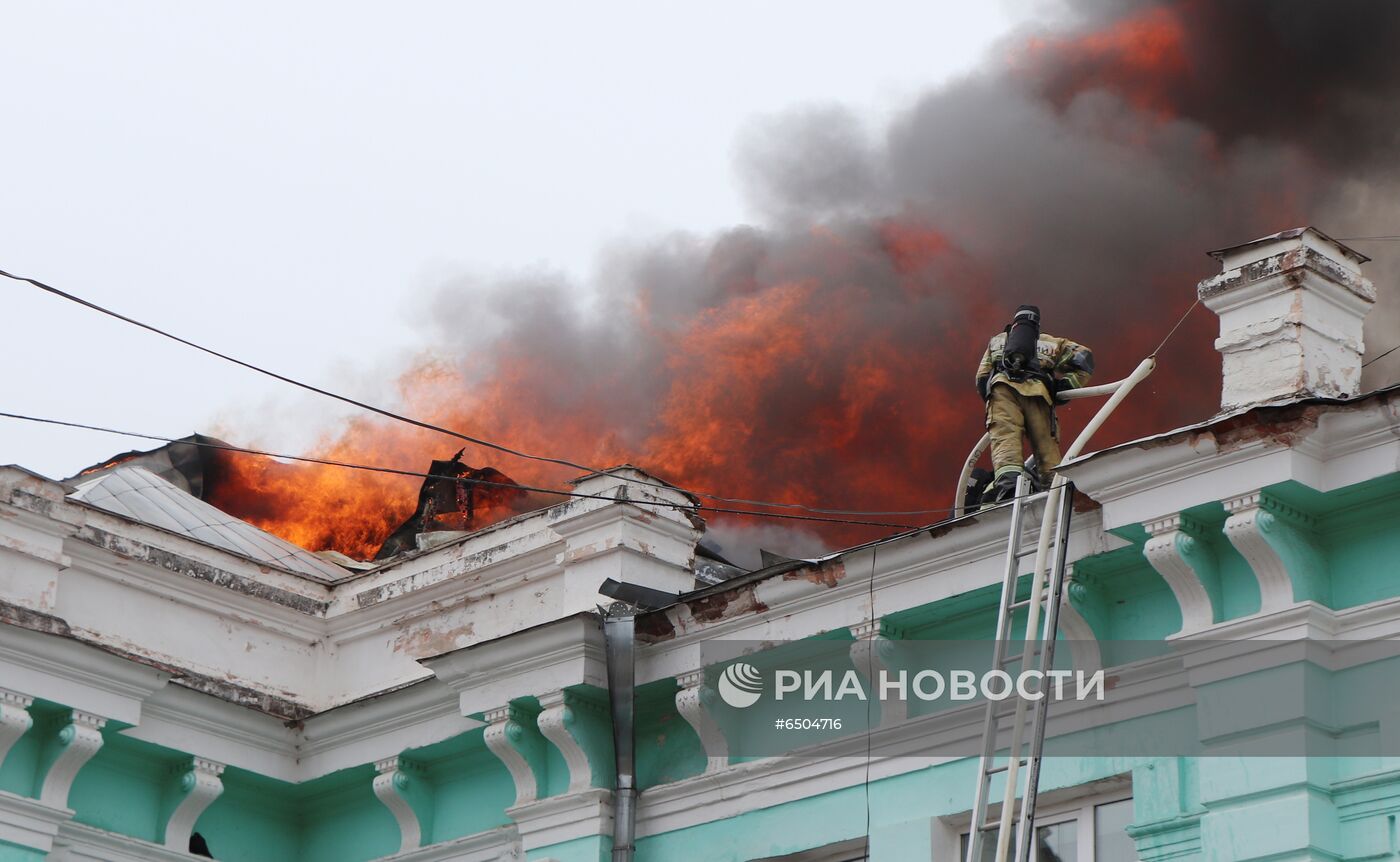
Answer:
xmin=1206 ymin=226 xmax=1370 ymax=272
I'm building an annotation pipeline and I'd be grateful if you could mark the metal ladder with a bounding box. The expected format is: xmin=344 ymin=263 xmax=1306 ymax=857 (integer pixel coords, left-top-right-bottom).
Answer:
xmin=964 ymin=473 xmax=1076 ymax=862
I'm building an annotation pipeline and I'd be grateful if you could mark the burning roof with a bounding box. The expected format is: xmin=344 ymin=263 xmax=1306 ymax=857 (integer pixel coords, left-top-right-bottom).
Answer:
xmin=373 ymin=449 xmax=533 ymax=560
xmin=69 ymin=437 xmax=547 ymax=564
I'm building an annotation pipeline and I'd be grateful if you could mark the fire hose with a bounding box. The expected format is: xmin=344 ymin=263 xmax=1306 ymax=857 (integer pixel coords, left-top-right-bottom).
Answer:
xmin=952 ymin=357 xmax=1157 ymax=518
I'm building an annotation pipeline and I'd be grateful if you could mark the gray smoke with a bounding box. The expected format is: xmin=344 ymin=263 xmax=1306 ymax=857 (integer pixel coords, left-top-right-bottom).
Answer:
xmin=305 ymin=0 xmax=1400 ymax=563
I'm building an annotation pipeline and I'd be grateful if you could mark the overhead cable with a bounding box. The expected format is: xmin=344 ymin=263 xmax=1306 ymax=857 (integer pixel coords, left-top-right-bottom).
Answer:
xmin=0 ymin=267 xmax=961 ymax=519
xmin=0 ymin=410 xmax=927 ymax=530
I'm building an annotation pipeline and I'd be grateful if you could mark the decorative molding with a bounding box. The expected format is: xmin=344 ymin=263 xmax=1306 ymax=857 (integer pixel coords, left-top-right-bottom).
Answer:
xmin=0 ymin=624 xmax=169 ymax=727
xmin=1222 ymin=491 xmax=1326 ymax=613
xmin=0 ymin=689 xmax=34 ymax=767
xmin=536 ymin=689 xmax=611 ymax=795
xmin=675 ymin=670 xmax=728 ymax=772
xmin=0 ymin=789 xmax=72 ymax=853
xmin=848 ymin=622 xmax=907 ymax=726
xmin=39 ymin=711 xmax=107 ymax=808
xmin=122 ymin=684 xmax=299 ymax=783
xmin=1058 ymin=390 xmax=1400 ymax=534
xmin=298 ymin=676 xmax=477 ymax=782
xmin=373 ymin=756 xmax=430 ymax=853
xmin=1060 ymin=565 xmax=1103 ymax=672
xmin=425 ymin=615 xmax=608 ymax=720
xmin=506 ymin=786 xmax=612 ymax=853
xmin=1143 ymin=513 xmax=1219 ymax=635
xmin=51 ymin=818 xmax=202 ymax=862
xmin=1055 ymin=596 xmax=1103 ymax=674
xmin=162 ymin=757 xmax=224 ymax=850
xmin=640 ymin=511 xmax=1115 ymax=686
xmin=483 ymin=704 xmax=541 ymax=807
xmin=381 ymin=825 xmax=521 ymax=861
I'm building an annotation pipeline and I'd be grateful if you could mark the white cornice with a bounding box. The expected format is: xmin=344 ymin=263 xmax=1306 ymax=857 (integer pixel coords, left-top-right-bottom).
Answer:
xmin=69 ymin=504 xmax=338 ymax=598
xmin=425 ymin=615 xmax=608 ymax=717
xmin=0 ymin=790 xmax=71 ymax=853
xmin=120 ymin=683 xmax=299 ymax=783
xmin=382 ymin=825 xmax=521 ymax=861
xmin=1060 ymin=392 xmax=1400 ymax=530
xmin=0 ymin=624 xmax=168 ymax=726
xmin=637 ymin=511 xmax=1121 ymax=686
xmin=329 ymin=542 xmax=567 ymax=642
xmin=62 ymin=540 xmax=329 ymax=640
xmin=506 ymin=788 xmax=612 ymax=853
xmin=51 ymin=819 xmax=197 ymax=862
xmin=124 ymin=673 xmax=486 ymax=784
xmin=299 ymin=677 xmax=481 ymax=781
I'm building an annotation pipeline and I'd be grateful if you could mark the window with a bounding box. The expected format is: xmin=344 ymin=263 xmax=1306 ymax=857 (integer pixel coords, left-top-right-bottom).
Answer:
xmin=957 ymin=795 xmax=1134 ymax=862
xmin=1092 ymin=799 xmax=1135 ymax=862
xmin=961 ymin=817 xmax=1077 ymax=862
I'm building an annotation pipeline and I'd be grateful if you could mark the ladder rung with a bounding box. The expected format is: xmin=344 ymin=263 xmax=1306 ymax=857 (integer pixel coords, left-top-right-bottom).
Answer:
xmin=983 ymin=757 xmax=1026 ymax=776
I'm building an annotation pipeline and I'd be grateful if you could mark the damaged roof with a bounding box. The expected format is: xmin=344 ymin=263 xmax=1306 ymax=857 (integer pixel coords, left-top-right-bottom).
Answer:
xmin=68 ymin=465 xmax=352 ymax=583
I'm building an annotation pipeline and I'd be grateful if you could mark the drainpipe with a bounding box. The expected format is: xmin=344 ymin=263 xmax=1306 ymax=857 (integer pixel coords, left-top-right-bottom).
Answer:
xmin=603 ymin=607 xmax=637 ymax=862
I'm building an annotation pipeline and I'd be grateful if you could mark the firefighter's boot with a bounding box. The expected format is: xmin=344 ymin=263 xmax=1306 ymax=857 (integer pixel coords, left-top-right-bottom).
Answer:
xmin=981 ymin=472 xmax=1020 ymax=507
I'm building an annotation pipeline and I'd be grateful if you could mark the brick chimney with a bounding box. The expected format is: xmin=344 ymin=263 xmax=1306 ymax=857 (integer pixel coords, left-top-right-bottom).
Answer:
xmin=1198 ymin=227 xmax=1375 ymax=412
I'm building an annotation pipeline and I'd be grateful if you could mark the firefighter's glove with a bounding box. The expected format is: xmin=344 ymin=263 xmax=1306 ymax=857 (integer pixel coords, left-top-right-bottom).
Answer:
xmin=977 ymin=375 xmax=990 ymax=401
xmin=1053 ymin=377 xmax=1076 ymax=404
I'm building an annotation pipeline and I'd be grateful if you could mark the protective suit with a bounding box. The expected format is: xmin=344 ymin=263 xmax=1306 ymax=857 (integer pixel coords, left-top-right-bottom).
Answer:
xmin=974 ymin=306 xmax=1093 ymax=503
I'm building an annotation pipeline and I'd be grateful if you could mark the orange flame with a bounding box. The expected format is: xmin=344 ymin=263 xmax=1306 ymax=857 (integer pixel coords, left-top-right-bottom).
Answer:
xmin=203 ymin=218 xmax=1220 ymax=561
xmin=1019 ymin=5 xmax=1190 ymax=120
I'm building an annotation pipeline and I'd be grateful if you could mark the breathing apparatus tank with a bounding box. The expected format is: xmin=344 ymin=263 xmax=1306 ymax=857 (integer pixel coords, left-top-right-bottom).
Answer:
xmin=1001 ymin=304 xmax=1041 ymax=379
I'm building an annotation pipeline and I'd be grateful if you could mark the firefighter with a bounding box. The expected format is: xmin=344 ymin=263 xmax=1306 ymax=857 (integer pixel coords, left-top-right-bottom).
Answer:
xmin=974 ymin=305 xmax=1093 ymax=505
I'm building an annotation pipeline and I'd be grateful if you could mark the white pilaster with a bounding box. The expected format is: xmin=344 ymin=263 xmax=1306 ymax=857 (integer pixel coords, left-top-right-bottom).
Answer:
xmin=371 ymin=756 xmax=425 ymax=853
xmin=0 ymin=690 xmax=34 ymax=767
xmin=1143 ymin=514 xmax=1217 ymax=635
xmin=39 ymin=711 xmax=106 ymax=808
xmin=536 ymin=690 xmax=607 ymax=796
xmin=674 ymin=670 xmax=728 ymax=772
xmin=849 ymin=621 xmax=907 ymax=727
xmin=484 ymin=705 xmax=538 ymax=807
xmin=1222 ymin=491 xmax=1325 ymax=613
xmin=163 ymin=757 xmax=224 ymax=851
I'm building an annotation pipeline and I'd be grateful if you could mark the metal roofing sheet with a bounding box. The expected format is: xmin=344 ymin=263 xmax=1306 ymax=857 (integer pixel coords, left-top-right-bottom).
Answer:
xmin=68 ymin=466 xmax=350 ymax=583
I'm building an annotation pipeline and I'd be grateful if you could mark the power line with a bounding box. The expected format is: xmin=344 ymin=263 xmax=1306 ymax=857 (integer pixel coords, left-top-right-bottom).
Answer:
xmin=1151 ymin=297 xmax=1201 ymax=358
xmin=1364 ymin=342 xmax=1400 ymax=368
xmin=0 ymin=410 xmax=928 ymax=530
xmin=0 ymin=267 xmax=959 ymax=519
xmin=1337 ymin=235 xmax=1400 ymax=241
xmin=861 ymin=542 xmax=879 ymax=857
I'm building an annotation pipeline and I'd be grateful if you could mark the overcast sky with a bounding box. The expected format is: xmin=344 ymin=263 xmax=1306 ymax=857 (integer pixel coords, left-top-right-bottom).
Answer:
xmin=0 ymin=1 xmax=1032 ymax=479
